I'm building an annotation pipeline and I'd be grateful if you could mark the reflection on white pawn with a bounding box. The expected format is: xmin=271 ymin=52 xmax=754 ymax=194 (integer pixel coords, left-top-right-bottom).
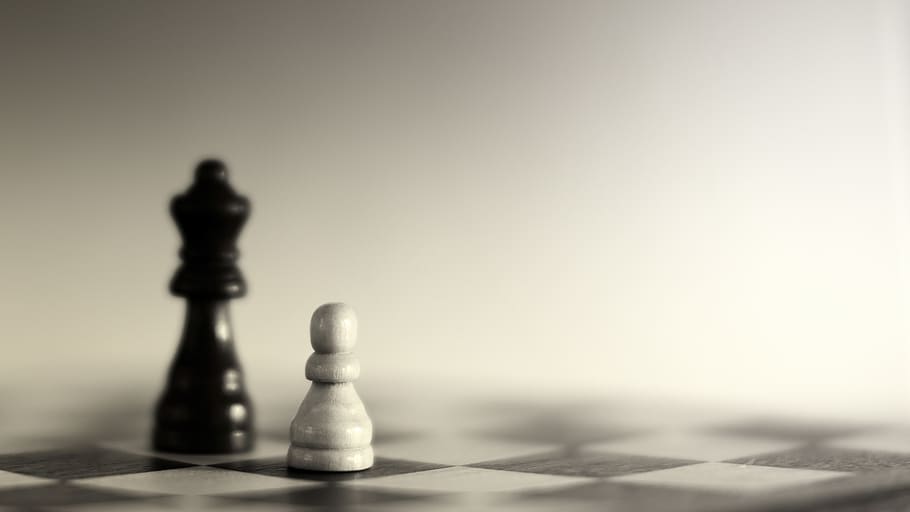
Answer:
xmin=287 ymin=303 xmax=374 ymax=471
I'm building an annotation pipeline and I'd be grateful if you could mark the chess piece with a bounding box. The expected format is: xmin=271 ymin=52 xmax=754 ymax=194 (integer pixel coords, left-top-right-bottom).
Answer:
xmin=288 ymin=303 xmax=374 ymax=471
xmin=153 ymin=159 xmax=255 ymax=454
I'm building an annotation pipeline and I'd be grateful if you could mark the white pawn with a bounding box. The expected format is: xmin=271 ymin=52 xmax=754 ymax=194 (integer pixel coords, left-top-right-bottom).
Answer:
xmin=287 ymin=303 xmax=374 ymax=471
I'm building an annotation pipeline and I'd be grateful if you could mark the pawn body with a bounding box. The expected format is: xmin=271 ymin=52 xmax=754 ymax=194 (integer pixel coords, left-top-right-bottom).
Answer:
xmin=288 ymin=304 xmax=373 ymax=471
xmin=288 ymin=382 xmax=373 ymax=471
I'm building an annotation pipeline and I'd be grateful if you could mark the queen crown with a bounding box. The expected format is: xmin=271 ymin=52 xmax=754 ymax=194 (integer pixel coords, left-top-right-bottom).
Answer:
xmin=170 ymin=159 xmax=250 ymax=299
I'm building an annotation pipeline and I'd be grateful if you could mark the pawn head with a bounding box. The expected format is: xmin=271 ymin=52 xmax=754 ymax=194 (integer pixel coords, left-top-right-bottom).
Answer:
xmin=310 ymin=303 xmax=358 ymax=353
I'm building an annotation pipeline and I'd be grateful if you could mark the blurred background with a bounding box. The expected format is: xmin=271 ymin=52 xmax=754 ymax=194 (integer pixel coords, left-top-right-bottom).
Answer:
xmin=1 ymin=0 xmax=909 ymax=428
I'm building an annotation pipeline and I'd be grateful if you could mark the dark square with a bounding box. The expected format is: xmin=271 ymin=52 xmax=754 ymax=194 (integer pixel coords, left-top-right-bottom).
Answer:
xmin=0 ymin=446 xmax=191 ymax=479
xmin=470 ymin=449 xmax=697 ymax=478
xmin=221 ymin=482 xmax=439 ymax=507
xmin=465 ymin=399 xmax=650 ymax=446
xmin=727 ymin=445 xmax=910 ymax=472
xmin=798 ymin=492 xmax=910 ymax=512
xmin=709 ymin=418 xmax=864 ymax=442
xmin=215 ymin=455 xmax=448 ymax=482
xmin=508 ymin=480 xmax=740 ymax=512
xmin=474 ymin=422 xmax=640 ymax=447
xmin=0 ymin=483 xmax=148 ymax=507
xmin=740 ymin=470 xmax=910 ymax=512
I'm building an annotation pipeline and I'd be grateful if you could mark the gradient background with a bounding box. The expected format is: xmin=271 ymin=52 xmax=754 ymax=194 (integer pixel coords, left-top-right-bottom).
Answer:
xmin=2 ymin=0 xmax=910 ymax=427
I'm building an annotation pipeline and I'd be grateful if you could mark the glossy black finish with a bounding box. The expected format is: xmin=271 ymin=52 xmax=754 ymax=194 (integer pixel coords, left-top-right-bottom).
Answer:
xmin=169 ymin=159 xmax=250 ymax=299
xmin=153 ymin=160 xmax=254 ymax=453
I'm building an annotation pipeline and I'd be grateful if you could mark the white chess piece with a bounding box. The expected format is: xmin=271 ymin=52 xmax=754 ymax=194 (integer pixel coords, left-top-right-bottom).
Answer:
xmin=287 ymin=303 xmax=374 ymax=471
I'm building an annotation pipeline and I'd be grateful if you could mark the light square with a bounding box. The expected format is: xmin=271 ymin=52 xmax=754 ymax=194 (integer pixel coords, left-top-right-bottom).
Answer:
xmin=375 ymin=434 xmax=558 ymax=466
xmin=350 ymin=466 xmax=596 ymax=493
xmin=0 ymin=470 xmax=49 ymax=489
xmin=589 ymin=432 xmax=799 ymax=462
xmin=76 ymin=466 xmax=317 ymax=496
xmin=610 ymin=462 xmax=848 ymax=494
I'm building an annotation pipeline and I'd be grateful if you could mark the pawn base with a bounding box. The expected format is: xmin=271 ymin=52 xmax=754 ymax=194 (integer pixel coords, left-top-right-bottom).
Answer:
xmin=287 ymin=445 xmax=374 ymax=472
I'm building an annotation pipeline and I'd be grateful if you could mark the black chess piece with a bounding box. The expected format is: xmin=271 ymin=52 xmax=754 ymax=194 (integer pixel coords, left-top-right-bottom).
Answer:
xmin=153 ymin=159 xmax=254 ymax=453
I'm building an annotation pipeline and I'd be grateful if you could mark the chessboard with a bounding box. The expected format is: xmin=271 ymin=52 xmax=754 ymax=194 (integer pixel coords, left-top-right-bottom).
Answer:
xmin=3 ymin=397 xmax=910 ymax=511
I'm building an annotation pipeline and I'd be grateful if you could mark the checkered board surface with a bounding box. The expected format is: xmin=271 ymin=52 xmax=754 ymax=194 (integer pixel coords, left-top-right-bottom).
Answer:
xmin=4 ymin=400 xmax=910 ymax=511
